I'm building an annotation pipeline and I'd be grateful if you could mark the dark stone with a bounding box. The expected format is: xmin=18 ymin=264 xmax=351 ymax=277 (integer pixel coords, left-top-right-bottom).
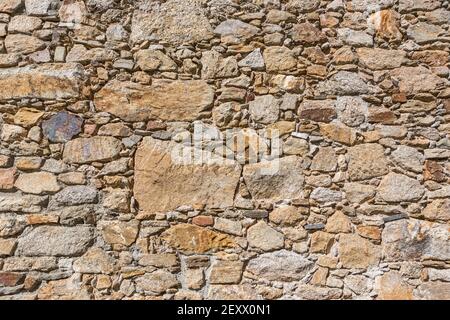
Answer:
xmin=42 ymin=111 xmax=83 ymax=142
xmin=151 ymin=130 xmax=172 ymax=140
xmin=383 ymin=213 xmax=409 ymax=223
xmin=241 ymin=210 xmax=269 ymax=218
xmin=304 ymin=223 xmax=325 ymax=231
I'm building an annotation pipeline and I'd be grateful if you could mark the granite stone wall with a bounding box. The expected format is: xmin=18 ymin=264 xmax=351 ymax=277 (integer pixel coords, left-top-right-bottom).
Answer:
xmin=0 ymin=0 xmax=449 ymax=300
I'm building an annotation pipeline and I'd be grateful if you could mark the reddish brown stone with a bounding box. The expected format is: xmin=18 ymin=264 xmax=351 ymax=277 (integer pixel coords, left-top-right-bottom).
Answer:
xmin=0 ymin=272 xmax=24 ymax=287
xmin=368 ymin=107 xmax=397 ymax=124
xmin=392 ymin=92 xmax=407 ymax=103
xmin=192 ymin=215 xmax=214 ymax=227
xmin=146 ymin=121 xmax=167 ymax=131
xmin=0 ymin=167 xmax=16 ymax=190
xmin=424 ymin=160 xmax=446 ymax=182
xmin=291 ymin=23 xmax=326 ymax=44
xmin=411 ymin=50 xmax=449 ymax=67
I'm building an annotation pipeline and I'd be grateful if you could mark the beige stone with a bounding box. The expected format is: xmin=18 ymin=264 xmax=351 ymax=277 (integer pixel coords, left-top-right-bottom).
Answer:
xmin=247 ymin=221 xmax=284 ymax=251
xmin=15 ymin=172 xmax=60 ymax=195
xmin=310 ymin=231 xmax=334 ymax=254
xmin=162 ymin=224 xmax=235 ymax=254
xmin=326 ymin=211 xmax=352 ymax=234
xmin=347 ymin=144 xmax=389 ymax=181
xmin=100 ymin=221 xmax=139 ymax=247
xmin=94 ymin=79 xmax=214 ymax=122
xmin=339 ymin=234 xmax=381 ymax=269
xmin=0 ymin=63 xmax=85 ymax=100
xmin=375 ymin=271 xmax=413 ymax=300
xmin=134 ymin=137 xmax=241 ymax=213
xmin=210 ymin=260 xmax=244 ymax=284
xmin=63 ymin=137 xmax=122 ymax=164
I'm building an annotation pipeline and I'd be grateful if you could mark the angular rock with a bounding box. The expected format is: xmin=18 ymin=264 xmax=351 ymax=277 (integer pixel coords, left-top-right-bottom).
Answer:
xmin=347 ymin=144 xmax=389 ymax=181
xmin=337 ymin=28 xmax=373 ymax=47
xmin=377 ymin=173 xmax=425 ymax=202
xmin=291 ymin=23 xmax=326 ymax=44
xmin=407 ymin=22 xmax=444 ymax=44
xmin=339 ymin=234 xmax=381 ymax=269
xmin=135 ymin=270 xmax=179 ymax=294
xmin=0 ymin=63 xmax=84 ymax=100
xmin=42 ymin=111 xmax=83 ymax=143
xmin=135 ymin=137 xmax=241 ymax=213
xmin=135 ymin=49 xmax=177 ymax=72
xmin=326 ymin=211 xmax=352 ymax=233
xmin=214 ymin=19 xmax=259 ymax=43
xmin=63 ymin=136 xmax=122 ymax=164
xmin=243 ymin=156 xmax=304 ymax=202
xmin=14 ymin=172 xmax=60 ymax=194
xmin=286 ymin=0 xmax=320 ymax=12
xmin=0 ymin=213 xmax=26 ymax=237
xmin=73 ymin=247 xmax=115 ymax=274
xmin=310 ymin=188 xmax=342 ymax=203
xmin=249 ymin=95 xmax=280 ymax=124
xmin=389 ymin=66 xmax=447 ymax=95
xmin=8 ymin=15 xmax=42 ymax=34
xmin=247 ymin=221 xmax=284 ymax=251
xmin=0 ymin=167 xmax=16 ymax=190
xmin=310 ymin=231 xmax=334 ymax=253
xmin=382 ymin=219 xmax=450 ymax=262
xmin=100 ymin=220 xmax=139 ymax=247
xmin=161 ymin=224 xmax=235 ymax=254
xmin=138 ymin=254 xmax=179 ymax=268
xmin=5 ymin=34 xmax=45 ymax=54
xmin=399 ymin=0 xmax=440 ymax=12
xmin=423 ymin=199 xmax=450 ymax=222
xmin=391 ymin=145 xmax=424 ymax=173
xmin=16 ymin=226 xmax=93 ymax=256
xmin=316 ymin=71 xmax=372 ymax=96
xmin=335 ymin=96 xmax=368 ymax=127
xmin=298 ymin=100 xmax=336 ymax=123
xmin=25 ymin=0 xmax=58 ymax=15
xmin=311 ymin=147 xmax=337 ymax=172
xmin=94 ymin=79 xmax=214 ymax=122
xmin=320 ymin=122 xmax=357 ymax=145
xmin=263 ymin=46 xmax=297 ymax=73
xmin=375 ymin=271 xmax=413 ymax=300
xmin=210 ymin=260 xmax=244 ymax=284
xmin=269 ymin=205 xmax=304 ymax=226
xmin=0 ymin=193 xmax=46 ymax=213
xmin=201 ymin=51 xmax=238 ymax=80
xmin=130 ymin=0 xmax=213 ymax=45
xmin=54 ymin=186 xmax=98 ymax=205
xmin=238 ymin=48 xmax=265 ymax=70
xmin=0 ymin=0 xmax=22 ymax=13
xmin=246 ymin=250 xmax=314 ymax=281
xmin=344 ymin=182 xmax=376 ymax=203
xmin=66 ymin=45 xmax=119 ymax=64
xmin=295 ymin=284 xmax=342 ymax=300
xmin=207 ymin=284 xmax=260 ymax=300
xmin=368 ymin=10 xmax=402 ymax=41
xmin=356 ymin=48 xmax=405 ymax=70
xmin=414 ymin=282 xmax=450 ymax=300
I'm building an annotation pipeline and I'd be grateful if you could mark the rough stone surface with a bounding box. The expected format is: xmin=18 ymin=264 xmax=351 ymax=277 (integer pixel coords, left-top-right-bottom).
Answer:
xmin=0 ymin=0 xmax=448 ymax=301
xmin=16 ymin=226 xmax=93 ymax=257
xmin=94 ymin=80 xmax=214 ymax=122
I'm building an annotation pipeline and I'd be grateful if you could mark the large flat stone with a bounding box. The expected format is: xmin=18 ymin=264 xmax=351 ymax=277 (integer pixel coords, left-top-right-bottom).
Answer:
xmin=94 ymin=79 xmax=214 ymax=122
xmin=134 ymin=137 xmax=241 ymax=213
xmin=130 ymin=0 xmax=213 ymax=46
xmin=0 ymin=63 xmax=85 ymax=100
xmin=243 ymin=156 xmax=304 ymax=202
xmin=63 ymin=136 xmax=122 ymax=164
xmin=16 ymin=226 xmax=93 ymax=257
xmin=246 ymin=250 xmax=314 ymax=281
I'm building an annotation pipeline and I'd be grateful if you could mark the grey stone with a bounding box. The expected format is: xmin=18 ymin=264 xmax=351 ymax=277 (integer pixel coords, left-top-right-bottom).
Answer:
xmin=238 ymin=48 xmax=265 ymax=70
xmin=377 ymin=173 xmax=425 ymax=202
xmin=17 ymin=226 xmax=93 ymax=256
xmin=135 ymin=270 xmax=179 ymax=294
xmin=310 ymin=187 xmax=343 ymax=203
xmin=54 ymin=186 xmax=98 ymax=206
xmin=246 ymin=250 xmax=314 ymax=281
xmin=247 ymin=221 xmax=284 ymax=251
xmin=249 ymin=95 xmax=280 ymax=124
xmin=316 ymin=71 xmax=372 ymax=96
xmin=391 ymin=145 xmax=424 ymax=173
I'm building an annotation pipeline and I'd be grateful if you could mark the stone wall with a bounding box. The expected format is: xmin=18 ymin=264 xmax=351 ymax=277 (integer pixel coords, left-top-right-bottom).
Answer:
xmin=0 ymin=0 xmax=449 ymax=300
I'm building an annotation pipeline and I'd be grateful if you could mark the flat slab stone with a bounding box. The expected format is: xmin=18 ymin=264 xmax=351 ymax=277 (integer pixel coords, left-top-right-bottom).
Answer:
xmin=94 ymin=79 xmax=215 ymax=122
xmin=130 ymin=0 xmax=213 ymax=46
xmin=134 ymin=137 xmax=241 ymax=213
xmin=16 ymin=226 xmax=94 ymax=257
xmin=0 ymin=63 xmax=85 ymax=100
